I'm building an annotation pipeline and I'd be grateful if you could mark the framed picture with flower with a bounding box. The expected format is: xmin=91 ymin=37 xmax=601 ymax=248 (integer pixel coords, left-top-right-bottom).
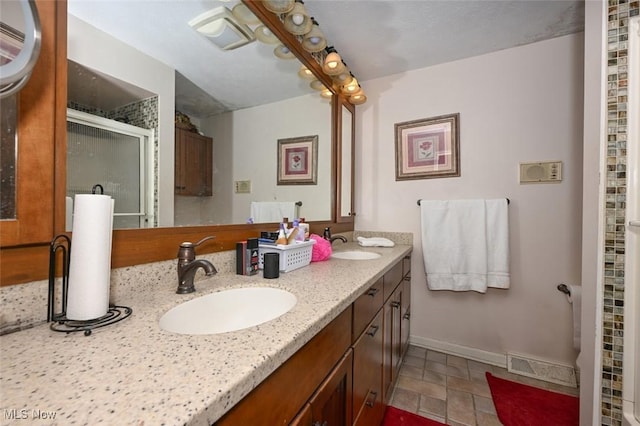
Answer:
xmin=394 ymin=113 xmax=460 ymax=180
xmin=277 ymin=135 xmax=318 ymax=185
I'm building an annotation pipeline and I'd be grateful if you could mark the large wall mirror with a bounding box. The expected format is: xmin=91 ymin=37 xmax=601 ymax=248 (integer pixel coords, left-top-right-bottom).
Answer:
xmin=66 ymin=0 xmax=333 ymax=230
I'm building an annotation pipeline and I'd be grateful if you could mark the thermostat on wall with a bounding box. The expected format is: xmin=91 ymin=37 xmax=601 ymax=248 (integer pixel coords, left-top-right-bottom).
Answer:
xmin=519 ymin=161 xmax=562 ymax=183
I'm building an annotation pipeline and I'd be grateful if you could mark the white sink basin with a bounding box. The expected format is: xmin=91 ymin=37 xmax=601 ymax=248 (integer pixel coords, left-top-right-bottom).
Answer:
xmin=331 ymin=251 xmax=381 ymax=260
xmin=159 ymin=287 xmax=297 ymax=335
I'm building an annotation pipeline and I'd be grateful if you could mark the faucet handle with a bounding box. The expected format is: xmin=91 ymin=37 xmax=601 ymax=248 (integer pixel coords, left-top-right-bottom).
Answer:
xmin=323 ymin=227 xmax=331 ymax=240
xmin=178 ymin=236 xmax=216 ymax=260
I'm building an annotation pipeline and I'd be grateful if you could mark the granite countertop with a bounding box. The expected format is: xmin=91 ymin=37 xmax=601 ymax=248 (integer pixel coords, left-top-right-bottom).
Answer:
xmin=0 ymin=242 xmax=411 ymax=425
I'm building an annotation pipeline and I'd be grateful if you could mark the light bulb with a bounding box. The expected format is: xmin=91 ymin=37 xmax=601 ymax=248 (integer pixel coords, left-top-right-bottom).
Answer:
xmin=292 ymin=13 xmax=304 ymax=25
xmin=309 ymin=36 xmax=321 ymax=44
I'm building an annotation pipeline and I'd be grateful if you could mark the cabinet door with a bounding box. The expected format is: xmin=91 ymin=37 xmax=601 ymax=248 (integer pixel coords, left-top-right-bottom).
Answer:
xmin=174 ymin=128 xmax=212 ymax=196
xmin=306 ymin=349 xmax=353 ymax=426
xmin=401 ymin=275 xmax=411 ymax=358
xmin=391 ymin=285 xmax=403 ymax=381
xmin=353 ymin=310 xmax=384 ymax=426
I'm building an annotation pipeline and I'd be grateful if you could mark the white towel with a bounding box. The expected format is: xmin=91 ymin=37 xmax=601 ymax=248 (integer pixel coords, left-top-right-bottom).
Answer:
xmin=250 ymin=202 xmax=296 ymax=223
xmin=357 ymin=236 xmax=395 ymax=247
xmin=420 ymin=199 xmax=510 ymax=293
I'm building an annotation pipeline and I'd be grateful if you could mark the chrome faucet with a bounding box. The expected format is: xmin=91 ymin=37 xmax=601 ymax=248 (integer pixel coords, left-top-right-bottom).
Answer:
xmin=176 ymin=236 xmax=217 ymax=294
xmin=323 ymin=227 xmax=348 ymax=244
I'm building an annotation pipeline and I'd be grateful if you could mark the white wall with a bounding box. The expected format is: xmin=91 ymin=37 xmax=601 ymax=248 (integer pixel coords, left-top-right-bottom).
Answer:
xmin=67 ymin=15 xmax=176 ymax=227
xmin=201 ymin=93 xmax=332 ymax=224
xmin=356 ymin=34 xmax=585 ymax=366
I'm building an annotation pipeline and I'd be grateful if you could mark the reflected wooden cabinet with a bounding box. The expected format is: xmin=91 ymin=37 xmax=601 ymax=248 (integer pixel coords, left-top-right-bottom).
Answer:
xmin=174 ymin=127 xmax=212 ymax=196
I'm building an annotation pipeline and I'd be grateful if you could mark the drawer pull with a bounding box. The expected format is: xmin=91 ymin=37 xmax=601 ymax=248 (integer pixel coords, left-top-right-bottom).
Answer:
xmin=312 ymin=422 xmax=328 ymax=426
xmin=403 ymin=276 xmax=411 ymax=281
xmin=365 ymin=391 xmax=378 ymax=407
xmin=391 ymin=301 xmax=401 ymax=309
xmin=403 ymin=312 xmax=411 ymax=320
xmin=366 ymin=325 xmax=379 ymax=337
xmin=366 ymin=287 xmax=379 ymax=297
xmin=404 ymin=255 xmax=411 ymax=260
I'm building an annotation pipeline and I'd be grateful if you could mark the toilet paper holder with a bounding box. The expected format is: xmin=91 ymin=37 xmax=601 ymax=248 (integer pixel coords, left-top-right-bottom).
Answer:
xmin=47 ymin=234 xmax=132 ymax=336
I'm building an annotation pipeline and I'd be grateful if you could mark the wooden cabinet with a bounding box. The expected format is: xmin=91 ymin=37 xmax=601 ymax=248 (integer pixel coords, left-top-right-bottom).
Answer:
xmin=383 ymin=255 xmax=412 ymax=404
xmin=216 ymin=308 xmax=352 ymax=426
xmin=353 ymin=310 xmax=384 ymax=426
xmin=304 ymin=349 xmax=353 ymax=426
xmin=216 ymin=253 xmax=411 ymax=426
xmin=174 ymin=127 xmax=212 ymax=196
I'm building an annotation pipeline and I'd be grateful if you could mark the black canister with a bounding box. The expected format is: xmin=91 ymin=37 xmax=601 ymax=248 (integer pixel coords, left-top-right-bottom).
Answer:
xmin=263 ymin=252 xmax=280 ymax=279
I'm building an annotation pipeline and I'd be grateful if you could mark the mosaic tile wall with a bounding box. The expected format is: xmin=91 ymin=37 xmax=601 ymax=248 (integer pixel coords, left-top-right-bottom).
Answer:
xmin=67 ymin=97 xmax=159 ymax=227
xmin=603 ymin=1 xmax=638 ymax=425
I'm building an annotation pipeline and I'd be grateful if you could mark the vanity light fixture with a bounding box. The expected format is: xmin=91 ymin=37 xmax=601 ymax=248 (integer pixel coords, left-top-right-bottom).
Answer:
xmin=297 ymin=65 xmax=315 ymax=80
xmin=332 ymin=67 xmax=353 ymax=87
xmin=263 ymin=0 xmax=295 ymax=14
xmin=231 ymin=3 xmax=260 ymax=25
xmin=342 ymin=75 xmax=359 ymax=94
xmin=274 ymin=44 xmax=295 ymax=59
xmin=255 ymin=25 xmax=279 ymax=44
xmin=188 ymin=6 xmax=255 ymax=50
xmin=301 ymin=18 xmax=326 ymax=53
xmin=283 ymin=0 xmax=312 ymax=35
xmin=320 ymin=88 xmax=333 ymax=99
xmin=309 ymin=79 xmax=325 ymax=91
xmin=348 ymin=87 xmax=367 ymax=105
xmin=322 ymin=46 xmax=345 ymax=76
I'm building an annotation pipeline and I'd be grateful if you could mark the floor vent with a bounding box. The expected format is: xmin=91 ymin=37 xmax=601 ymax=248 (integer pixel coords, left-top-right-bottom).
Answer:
xmin=507 ymin=353 xmax=577 ymax=388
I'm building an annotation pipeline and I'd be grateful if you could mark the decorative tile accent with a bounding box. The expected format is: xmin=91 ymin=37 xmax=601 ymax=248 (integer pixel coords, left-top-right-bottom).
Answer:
xmin=602 ymin=1 xmax=638 ymax=424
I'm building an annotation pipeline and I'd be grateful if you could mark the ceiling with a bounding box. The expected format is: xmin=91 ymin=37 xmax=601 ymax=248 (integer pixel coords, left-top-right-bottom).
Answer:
xmin=67 ymin=0 xmax=585 ymax=118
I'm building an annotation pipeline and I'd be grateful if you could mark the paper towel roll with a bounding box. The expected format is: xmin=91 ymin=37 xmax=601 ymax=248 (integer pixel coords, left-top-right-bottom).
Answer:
xmin=66 ymin=194 xmax=114 ymax=321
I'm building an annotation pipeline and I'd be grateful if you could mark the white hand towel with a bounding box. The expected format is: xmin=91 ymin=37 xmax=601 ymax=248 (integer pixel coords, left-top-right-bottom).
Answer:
xmin=485 ymin=199 xmax=510 ymax=289
xmin=250 ymin=201 xmax=296 ymax=223
xmin=357 ymin=236 xmax=395 ymax=247
xmin=420 ymin=199 xmax=510 ymax=293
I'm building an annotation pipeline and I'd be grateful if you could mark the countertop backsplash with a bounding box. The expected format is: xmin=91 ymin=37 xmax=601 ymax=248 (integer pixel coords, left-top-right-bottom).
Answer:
xmin=0 ymin=231 xmax=411 ymax=335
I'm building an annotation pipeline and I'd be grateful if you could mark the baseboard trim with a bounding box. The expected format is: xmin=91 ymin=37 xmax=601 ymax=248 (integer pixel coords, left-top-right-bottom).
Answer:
xmin=409 ymin=335 xmax=507 ymax=368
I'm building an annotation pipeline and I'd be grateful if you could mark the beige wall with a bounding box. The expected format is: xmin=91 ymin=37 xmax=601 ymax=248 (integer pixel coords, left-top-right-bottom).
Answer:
xmin=355 ymin=34 xmax=585 ymax=366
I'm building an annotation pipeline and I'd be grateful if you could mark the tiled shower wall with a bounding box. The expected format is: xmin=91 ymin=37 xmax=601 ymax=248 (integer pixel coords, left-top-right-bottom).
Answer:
xmin=603 ymin=1 xmax=638 ymax=425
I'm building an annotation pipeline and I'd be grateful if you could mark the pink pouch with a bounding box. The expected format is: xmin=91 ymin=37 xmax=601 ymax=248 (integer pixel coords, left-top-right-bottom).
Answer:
xmin=310 ymin=234 xmax=332 ymax=262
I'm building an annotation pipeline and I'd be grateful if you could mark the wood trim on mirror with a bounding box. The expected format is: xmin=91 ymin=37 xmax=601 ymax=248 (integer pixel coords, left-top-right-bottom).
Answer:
xmin=0 ymin=0 xmax=355 ymax=287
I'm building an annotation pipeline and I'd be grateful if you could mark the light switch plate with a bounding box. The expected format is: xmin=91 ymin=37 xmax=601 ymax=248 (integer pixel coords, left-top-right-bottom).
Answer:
xmin=235 ymin=180 xmax=251 ymax=194
xmin=519 ymin=161 xmax=562 ymax=183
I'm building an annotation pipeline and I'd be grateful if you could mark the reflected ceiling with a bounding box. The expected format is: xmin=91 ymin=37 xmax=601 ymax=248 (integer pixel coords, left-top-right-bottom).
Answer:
xmin=67 ymin=0 xmax=584 ymax=116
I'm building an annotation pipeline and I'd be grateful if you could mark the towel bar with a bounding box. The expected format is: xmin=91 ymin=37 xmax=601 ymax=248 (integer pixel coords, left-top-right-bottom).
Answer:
xmin=557 ymin=283 xmax=570 ymax=295
xmin=417 ymin=198 xmax=510 ymax=206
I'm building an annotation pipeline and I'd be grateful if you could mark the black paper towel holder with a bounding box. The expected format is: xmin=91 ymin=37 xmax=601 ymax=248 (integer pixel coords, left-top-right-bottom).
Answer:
xmin=48 ymin=234 xmax=132 ymax=336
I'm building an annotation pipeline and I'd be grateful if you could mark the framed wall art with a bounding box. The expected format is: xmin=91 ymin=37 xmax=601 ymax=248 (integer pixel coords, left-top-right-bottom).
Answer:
xmin=394 ymin=113 xmax=460 ymax=180
xmin=277 ymin=135 xmax=318 ymax=185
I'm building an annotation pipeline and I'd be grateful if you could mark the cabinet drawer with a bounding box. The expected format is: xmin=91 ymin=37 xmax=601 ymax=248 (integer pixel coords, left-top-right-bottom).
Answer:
xmin=383 ymin=261 xmax=403 ymax=301
xmin=353 ymin=277 xmax=383 ymax=340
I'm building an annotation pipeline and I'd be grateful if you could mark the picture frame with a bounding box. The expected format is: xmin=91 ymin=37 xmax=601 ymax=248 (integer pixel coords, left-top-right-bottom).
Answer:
xmin=394 ymin=113 xmax=460 ymax=180
xmin=277 ymin=135 xmax=318 ymax=185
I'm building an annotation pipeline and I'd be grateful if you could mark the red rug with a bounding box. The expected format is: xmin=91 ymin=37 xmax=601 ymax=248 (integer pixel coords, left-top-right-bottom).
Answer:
xmin=382 ymin=406 xmax=445 ymax=426
xmin=486 ymin=372 xmax=579 ymax=426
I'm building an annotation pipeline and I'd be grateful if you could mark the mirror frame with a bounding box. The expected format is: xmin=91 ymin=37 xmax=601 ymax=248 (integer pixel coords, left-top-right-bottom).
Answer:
xmin=0 ymin=0 xmax=355 ymax=285
xmin=336 ymin=98 xmax=355 ymax=223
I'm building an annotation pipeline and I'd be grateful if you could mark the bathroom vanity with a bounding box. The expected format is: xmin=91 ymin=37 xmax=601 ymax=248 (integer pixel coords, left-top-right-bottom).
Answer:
xmin=0 ymin=242 xmax=411 ymax=425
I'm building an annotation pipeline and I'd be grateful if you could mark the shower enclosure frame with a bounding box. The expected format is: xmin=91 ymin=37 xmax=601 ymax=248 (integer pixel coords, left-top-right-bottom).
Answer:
xmin=623 ymin=15 xmax=640 ymax=426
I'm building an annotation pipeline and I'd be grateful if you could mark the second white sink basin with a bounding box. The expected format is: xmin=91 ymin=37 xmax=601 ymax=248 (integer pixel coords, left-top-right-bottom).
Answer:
xmin=159 ymin=287 xmax=297 ymax=335
xmin=332 ymin=251 xmax=381 ymax=260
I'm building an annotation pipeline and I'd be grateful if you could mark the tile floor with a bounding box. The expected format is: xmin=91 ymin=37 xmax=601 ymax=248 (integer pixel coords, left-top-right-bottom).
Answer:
xmin=388 ymin=345 xmax=580 ymax=425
